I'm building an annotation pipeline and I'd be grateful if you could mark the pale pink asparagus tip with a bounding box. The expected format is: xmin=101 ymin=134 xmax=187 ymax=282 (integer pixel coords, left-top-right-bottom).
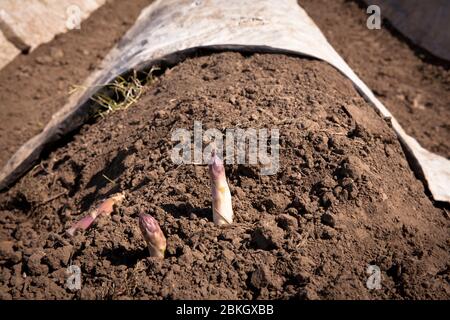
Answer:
xmin=138 ymin=213 xmax=159 ymax=233
xmin=208 ymin=152 xmax=225 ymax=180
xmin=138 ymin=213 xmax=166 ymax=258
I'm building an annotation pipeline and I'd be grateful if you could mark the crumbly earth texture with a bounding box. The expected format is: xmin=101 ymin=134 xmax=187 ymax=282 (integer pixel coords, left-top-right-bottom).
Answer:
xmin=0 ymin=52 xmax=449 ymax=299
xmin=1 ymin=0 xmax=449 ymax=169
xmin=299 ymin=0 xmax=450 ymax=158
xmin=0 ymin=0 xmax=154 ymax=168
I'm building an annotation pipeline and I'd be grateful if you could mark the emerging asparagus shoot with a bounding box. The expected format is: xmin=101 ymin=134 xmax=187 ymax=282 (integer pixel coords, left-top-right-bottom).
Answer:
xmin=138 ymin=213 xmax=167 ymax=259
xmin=208 ymin=150 xmax=233 ymax=225
xmin=66 ymin=192 xmax=125 ymax=236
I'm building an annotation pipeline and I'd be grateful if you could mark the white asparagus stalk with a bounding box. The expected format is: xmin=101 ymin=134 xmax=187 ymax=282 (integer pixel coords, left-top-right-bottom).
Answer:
xmin=66 ymin=192 xmax=125 ymax=236
xmin=138 ymin=213 xmax=166 ymax=258
xmin=208 ymin=150 xmax=233 ymax=225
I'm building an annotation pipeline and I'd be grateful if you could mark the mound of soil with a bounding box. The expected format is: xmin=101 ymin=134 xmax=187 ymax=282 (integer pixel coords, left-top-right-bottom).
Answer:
xmin=0 ymin=52 xmax=448 ymax=299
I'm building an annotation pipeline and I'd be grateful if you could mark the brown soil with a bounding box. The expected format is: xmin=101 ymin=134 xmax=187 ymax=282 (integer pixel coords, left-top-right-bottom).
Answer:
xmin=0 ymin=53 xmax=448 ymax=300
xmin=298 ymin=0 xmax=450 ymax=158
xmin=0 ymin=0 xmax=154 ymax=168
